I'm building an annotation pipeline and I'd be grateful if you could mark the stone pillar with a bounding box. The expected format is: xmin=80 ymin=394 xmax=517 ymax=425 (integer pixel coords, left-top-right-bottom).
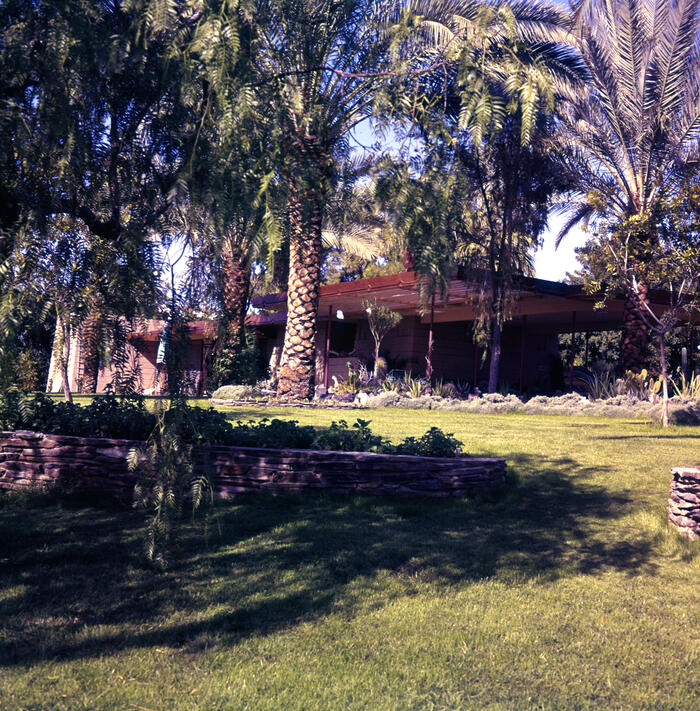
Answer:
xmin=668 ymin=467 xmax=700 ymax=540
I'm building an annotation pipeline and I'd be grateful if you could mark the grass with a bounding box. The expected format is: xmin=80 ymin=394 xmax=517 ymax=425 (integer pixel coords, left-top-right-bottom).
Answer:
xmin=46 ymin=393 xmax=213 ymax=411
xmin=1 ymin=408 xmax=699 ymax=710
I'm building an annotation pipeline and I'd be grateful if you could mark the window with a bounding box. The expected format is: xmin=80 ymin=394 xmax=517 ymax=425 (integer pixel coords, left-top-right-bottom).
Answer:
xmin=330 ymin=321 xmax=356 ymax=356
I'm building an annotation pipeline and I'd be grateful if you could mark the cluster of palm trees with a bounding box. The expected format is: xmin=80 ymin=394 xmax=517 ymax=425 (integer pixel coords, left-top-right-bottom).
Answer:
xmin=218 ymin=0 xmax=699 ymax=398
xmin=1 ymin=0 xmax=698 ymax=399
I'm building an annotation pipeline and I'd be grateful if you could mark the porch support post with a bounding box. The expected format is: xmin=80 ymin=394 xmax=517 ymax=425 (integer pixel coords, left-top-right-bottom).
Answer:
xmin=568 ymin=311 xmax=577 ymax=388
xmin=426 ymin=292 xmax=435 ymax=380
xmin=473 ymin=340 xmax=479 ymax=387
xmin=519 ymin=315 xmax=527 ymax=395
xmin=584 ymin=332 xmax=590 ymax=369
xmin=323 ymin=304 xmax=332 ymax=390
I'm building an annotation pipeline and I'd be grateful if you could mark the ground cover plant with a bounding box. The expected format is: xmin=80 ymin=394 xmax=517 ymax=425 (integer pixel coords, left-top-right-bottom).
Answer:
xmin=1 ymin=408 xmax=698 ymax=710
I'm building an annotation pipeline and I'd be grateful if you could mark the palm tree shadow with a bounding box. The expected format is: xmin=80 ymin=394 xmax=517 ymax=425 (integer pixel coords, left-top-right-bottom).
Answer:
xmin=0 ymin=451 xmax=657 ymax=667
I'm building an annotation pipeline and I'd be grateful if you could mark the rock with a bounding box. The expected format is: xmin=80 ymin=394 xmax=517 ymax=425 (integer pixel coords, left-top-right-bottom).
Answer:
xmin=668 ymin=466 xmax=700 ymax=541
xmin=354 ymin=392 xmax=369 ymax=406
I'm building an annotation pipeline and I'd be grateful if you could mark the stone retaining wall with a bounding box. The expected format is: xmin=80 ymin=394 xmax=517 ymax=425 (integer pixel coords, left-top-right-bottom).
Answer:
xmin=668 ymin=467 xmax=700 ymax=541
xmin=0 ymin=430 xmax=506 ymax=501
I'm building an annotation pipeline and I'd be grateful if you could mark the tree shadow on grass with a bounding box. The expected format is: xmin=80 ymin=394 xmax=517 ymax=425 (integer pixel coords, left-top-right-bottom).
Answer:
xmin=0 ymin=451 xmax=661 ymax=667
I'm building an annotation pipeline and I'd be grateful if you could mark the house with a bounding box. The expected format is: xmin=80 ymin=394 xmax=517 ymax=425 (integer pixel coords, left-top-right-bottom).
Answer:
xmin=50 ymin=271 xmax=698 ymax=395
xmin=252 ymin=271 xmax=698 ymax=393
xmin=47 ymin=320 xmax=217 ymax=396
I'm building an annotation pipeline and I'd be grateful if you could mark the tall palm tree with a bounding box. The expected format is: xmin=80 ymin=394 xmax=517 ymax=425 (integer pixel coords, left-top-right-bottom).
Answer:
xmin=374 ymin=0 xmax=581 ymax=392
xmin=556 ymin=0 xmax=700 ymax=371
xmin=259 ymin=0 xmax=582 ymax=399
xmin=251 ymin=0 xmax=405 ymax=399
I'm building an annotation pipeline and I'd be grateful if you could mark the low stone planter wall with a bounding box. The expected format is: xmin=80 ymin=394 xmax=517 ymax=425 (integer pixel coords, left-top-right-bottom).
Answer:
xmin=668 ymin=467 xmax=700 ymax=541
xmin=0 ymin=430 xmax=506 ymax=502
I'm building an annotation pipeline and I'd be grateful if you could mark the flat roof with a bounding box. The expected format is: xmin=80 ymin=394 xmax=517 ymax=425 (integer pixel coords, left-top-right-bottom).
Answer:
xmin=251 ymin=271 xmax=692 ymax=333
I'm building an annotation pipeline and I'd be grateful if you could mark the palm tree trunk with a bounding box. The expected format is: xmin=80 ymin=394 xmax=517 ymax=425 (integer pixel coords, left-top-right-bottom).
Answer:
xmin=276 ymin=186 xmax=323 ymax=400
xmin=620 ymin=281 xmax=650 ymax=373
xmin=220 ymin=240 xmax=250 ymax=353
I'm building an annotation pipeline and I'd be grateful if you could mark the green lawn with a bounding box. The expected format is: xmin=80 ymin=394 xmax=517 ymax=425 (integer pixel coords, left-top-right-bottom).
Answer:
xmin=1 ymin=409 xmax=698 ymax=710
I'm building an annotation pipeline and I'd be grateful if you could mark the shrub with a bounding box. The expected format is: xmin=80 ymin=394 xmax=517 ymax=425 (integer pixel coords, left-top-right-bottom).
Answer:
xmin=393 ymin=427 xmax=462 ymax=457
xmin=314 ymin=418 xmax=388 ymax=453
xmin=225 ymin=418 xmax=317 ymax=450
xmin=210 ymin=384 xmax=258 ymax=400
xmin=0 ymin=391 xmax=466 ymax=457
xmin=366 ymin=391 xmax=402 ymax=408
xmin=0 ymin=391 xmax=157 ymax=440
xmin=650 ymin=400 xmax=700 ymax=425
xmin=210 ymin=329 xmax=264 ymax=388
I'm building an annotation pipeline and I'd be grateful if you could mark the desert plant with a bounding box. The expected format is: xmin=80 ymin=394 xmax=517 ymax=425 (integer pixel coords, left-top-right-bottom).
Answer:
xmin=432 ymin=379 xmax=455 ymax=399
xmin=382 ymin=379 xmax=401 ymax=393
xmin=402 ymin=372 xmax=427 ymax=399
xmin=671 ymin=371 xmax=700 ymax=401
xmin=622 ymin=370 xmax=650 ymax=399
xmin=332 ymin=364 xmax=362 ymax=395
xmin=584 ymin=370 xmax=621 ymax=400
xmin=362 ymin=298 xmax=403 ymax=379
xmin=453 ymin=380 xmax=473 ymax=398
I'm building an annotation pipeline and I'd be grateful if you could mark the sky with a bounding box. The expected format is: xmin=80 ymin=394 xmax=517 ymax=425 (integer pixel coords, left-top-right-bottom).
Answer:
xmin=534 ymin=216 xmax=588 ymax=281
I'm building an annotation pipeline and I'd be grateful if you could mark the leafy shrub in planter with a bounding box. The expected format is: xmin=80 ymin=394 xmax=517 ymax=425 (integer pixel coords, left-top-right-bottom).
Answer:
xmin=0 ymin=391 xmax=464 ymax=457
xmin=225 ymin=418 xmax=317 ymax=450
xmin=0 ymin=390 xmax=156 ymax=440
xmin=314 ymin=419 xmax=387 ymax=453
xmin=393 ymin=427 xmax=462 ymax=457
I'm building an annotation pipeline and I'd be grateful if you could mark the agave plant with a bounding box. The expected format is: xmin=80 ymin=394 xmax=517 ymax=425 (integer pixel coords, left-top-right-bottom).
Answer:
xmin=672 ymin=372 xmax=700 ymax=400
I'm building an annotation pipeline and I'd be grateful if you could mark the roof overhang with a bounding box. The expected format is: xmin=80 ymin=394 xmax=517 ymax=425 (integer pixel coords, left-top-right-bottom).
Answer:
xmin=251 ymin=271 xmax=698 ymax=333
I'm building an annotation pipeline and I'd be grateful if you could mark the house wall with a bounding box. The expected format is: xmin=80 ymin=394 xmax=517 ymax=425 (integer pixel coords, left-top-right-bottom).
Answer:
xmin=58 ymin=313 xmax=564 ymax=395
xmin=63 ymin=337 xmax=209 ymax=396
xmin=262 ymin=316 xmax=564 ymax=393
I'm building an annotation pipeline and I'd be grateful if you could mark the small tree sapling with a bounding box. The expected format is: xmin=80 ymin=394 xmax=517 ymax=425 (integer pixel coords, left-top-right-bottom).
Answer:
xmin=362 ymin=298 xmax=402 ymax=379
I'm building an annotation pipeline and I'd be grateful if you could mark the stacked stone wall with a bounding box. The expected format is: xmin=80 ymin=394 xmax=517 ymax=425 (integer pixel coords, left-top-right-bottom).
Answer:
xmin=0 ymin=431 xmax=506 ymax=501
xmin=668 ymin=467 xmax=700 ymax=541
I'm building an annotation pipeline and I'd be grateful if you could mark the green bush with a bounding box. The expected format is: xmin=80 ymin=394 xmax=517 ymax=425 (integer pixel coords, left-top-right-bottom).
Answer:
xmin=0 ymin=391 xmax=156 ymax=440
xmin=225 ymin=418 xmax=317 ymax=450
xmin=314 ymin=418 xmax=388 ymax=453
xmin=210 ymin=329 xmax=265 ymax=388
xmin=210 ymin=384 xmax=258 ymax=400
xmin=393 ymin=427 xmax=462 ymax=457
xmin=0 ymin=391 xmax=464 ymax=457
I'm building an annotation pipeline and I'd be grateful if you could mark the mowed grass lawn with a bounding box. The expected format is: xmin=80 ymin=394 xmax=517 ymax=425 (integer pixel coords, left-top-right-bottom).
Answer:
xmin=1 ymin=408 xmax=698 ymax=710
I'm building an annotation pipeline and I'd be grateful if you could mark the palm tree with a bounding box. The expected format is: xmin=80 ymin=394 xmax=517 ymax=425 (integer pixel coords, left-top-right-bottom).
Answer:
xmin=556 ymin=0 xmax=700 ymax=371
xmin=260 ymin=0 xmax=584 ymax=399
xmin=251 ymin=0 xmax=405 ymax=399
xmin=374 ymin=0 xmax=582 ymax=392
